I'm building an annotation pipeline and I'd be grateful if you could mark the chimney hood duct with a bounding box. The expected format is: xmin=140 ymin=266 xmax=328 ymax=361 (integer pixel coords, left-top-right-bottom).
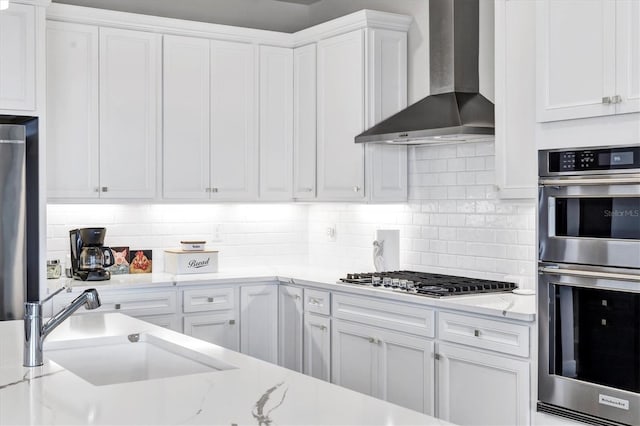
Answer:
xmin=355 ymin=0 xmax=494 ymax=144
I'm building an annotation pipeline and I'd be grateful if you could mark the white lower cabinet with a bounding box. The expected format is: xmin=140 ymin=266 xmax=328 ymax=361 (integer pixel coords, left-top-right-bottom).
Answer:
xmin=183 ymin=312 xmax=239 ymax=351
xmin=181 ymin=286 xmax=239 ymax=351
xmin=278 ymin=285 xmax=303 ymax=371
xmin=303 ymin=313 xmax=330 ymax=381
xmin=240 ymin=284 xmax=278 ymax=364
xmin=436 ymin=342 xmax=530 ymax=426
xmin=332 ymin=319 xmax=435 ymax=415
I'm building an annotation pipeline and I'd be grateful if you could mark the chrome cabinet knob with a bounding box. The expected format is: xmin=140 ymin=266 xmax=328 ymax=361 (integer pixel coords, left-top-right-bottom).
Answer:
xmin=114 ymin=303 xmax=121 ymax=310
xmin=474 ymin=329 xmax=480 ymax=337
xmin=602 ymin=96 xmax=612 ymax=104
xmin=207 ymin=297 xmax=214 ymax=303
xmin=101 ymin=186 xmax=108 ymax=192
xmin=229 ymin=319 xmax=236 ymax=325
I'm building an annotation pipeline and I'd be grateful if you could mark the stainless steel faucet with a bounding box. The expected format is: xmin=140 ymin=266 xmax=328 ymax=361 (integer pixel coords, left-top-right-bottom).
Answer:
xmin=23 ymin=288 xmax=101 ymax=367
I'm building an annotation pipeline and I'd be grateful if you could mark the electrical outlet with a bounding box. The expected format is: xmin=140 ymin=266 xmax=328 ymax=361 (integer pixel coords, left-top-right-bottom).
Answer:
xmin=211 ymin=224 xmax=222 ymax=242
xmin=326 ymin=225 xmax=336 ymax=242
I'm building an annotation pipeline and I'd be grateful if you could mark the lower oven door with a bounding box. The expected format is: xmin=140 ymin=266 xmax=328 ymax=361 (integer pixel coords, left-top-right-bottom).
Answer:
xmin=538 ymin=176 xmax=640 ymax=269
xmin=538 ymin=265 xmax=640 ymax=425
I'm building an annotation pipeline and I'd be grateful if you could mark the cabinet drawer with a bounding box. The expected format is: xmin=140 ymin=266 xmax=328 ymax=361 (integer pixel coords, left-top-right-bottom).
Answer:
xmin=183 ymin=287 xmax=236 ymax=313
xmin=438 ymin=312 xmax=530 ymax=357
xmin=332 ymin=294 xmax=435 ymax=338
xmin=53 ymin=289 xmax=177 ymax=317
xmin=304 ymin=288 xmax=330 ymax=315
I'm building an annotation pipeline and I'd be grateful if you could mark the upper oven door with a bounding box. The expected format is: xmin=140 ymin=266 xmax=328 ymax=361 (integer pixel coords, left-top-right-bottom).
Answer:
xmin=539 ymin=175 xmax=640 ymax=269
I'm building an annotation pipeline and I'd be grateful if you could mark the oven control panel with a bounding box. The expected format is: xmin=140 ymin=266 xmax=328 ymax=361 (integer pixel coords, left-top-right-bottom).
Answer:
xmin=547 ymin=146 xmax=640 ymax=173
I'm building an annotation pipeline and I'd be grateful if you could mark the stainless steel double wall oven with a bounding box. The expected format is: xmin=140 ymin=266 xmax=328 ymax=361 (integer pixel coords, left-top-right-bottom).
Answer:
xmin=538 ymin=144 xmax=640 ymax=426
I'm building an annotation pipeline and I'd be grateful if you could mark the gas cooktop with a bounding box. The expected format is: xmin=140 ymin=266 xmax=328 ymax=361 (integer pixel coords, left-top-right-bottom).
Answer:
xmin=338 ymin=271 xmax=517 ymax=298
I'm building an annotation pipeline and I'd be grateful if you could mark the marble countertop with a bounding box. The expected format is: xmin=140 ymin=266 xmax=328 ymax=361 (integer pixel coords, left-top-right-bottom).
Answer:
xmin=47 ymin=266 xmax=537 ymax=322
xmin=0 ymin=313 xmax=452 ymax=426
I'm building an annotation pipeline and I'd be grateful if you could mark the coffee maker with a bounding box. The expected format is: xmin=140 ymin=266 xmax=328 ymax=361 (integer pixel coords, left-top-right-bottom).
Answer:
xmin=69 ymin=228 xmax=115 ymax=281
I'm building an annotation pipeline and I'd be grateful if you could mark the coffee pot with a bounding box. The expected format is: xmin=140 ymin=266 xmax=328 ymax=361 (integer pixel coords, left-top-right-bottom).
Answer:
xmin=69 ymin=228 xmax=115 ymax=281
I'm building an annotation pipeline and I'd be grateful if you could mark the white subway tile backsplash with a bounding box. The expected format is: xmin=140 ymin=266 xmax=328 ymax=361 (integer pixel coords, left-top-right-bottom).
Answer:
xmin=46 ymin=141 xmax=536 ymax=290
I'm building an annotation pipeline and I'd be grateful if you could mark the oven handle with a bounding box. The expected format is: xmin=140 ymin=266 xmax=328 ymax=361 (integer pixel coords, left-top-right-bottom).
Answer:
xmin=539 ymin=175 xmax=640 ymax=186
xmin=539 ymin=266 xmax=640 ymax=282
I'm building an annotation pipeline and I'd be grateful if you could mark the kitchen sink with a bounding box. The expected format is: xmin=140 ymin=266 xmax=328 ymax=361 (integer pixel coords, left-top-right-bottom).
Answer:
xmin=45 ymin=333 xmax=235 ymax=386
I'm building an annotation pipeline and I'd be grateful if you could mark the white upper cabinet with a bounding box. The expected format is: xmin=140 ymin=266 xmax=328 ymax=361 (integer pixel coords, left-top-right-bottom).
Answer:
xmin=494 ymin=0 xmax=536 ymax=199
xmin=0 ymin=2 xmax=35 ymax=111
xmin=365 ymin=28 xmax=408 ymax=202
xmin=259 ymin=46 xmax=293 ymax=201
xmin=292 ymin=43 xmax=317 ymax=200
xmin=210 ymin=40 xmax=258 ymax=201
xmin=46 ymin=21 xmax=99 ymax=198
xmin=317 ymin=30 xmax=366 ymax=201
xmin=537 ymin=0 xmax=639 ymax=121
xmin=99 ymin=27 xmax=160 ymax=199
xmin=616 ymin=0 xmax=640 ymax=115
xmin=163 ymin=35 xmax=211 ymax=200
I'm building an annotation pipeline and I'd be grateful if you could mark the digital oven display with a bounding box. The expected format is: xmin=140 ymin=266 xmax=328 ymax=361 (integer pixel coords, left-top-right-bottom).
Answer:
xmin=599 ymin=151 xmax=634 ymax=166
xmin=549 ymin=146 xmax=640 ymax=172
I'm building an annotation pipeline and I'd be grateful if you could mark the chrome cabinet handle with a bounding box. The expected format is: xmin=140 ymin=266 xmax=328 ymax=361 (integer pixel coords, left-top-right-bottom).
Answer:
xmin=229 ymin=319 xmax=235 ymax=325
xmin=474 ymin=329 xmax=480 ymax=337
xmin=114 ymin=303 xmax=121 ymax=310
xmin=612 ymin=94 xmax=622 ymax=104
xmin=211 ymin=188 xmax=219 ymax=193
xmin=101 ymin=186 xmax=108 ymax=192
xmin=308 ymin=298 xmax=321 ymax=306
xmin=602 ymin=96 xmax=612 ymax=104
xmin=207 ymin=297 xmax=214 ymax=303
xmin=539 ymin=175 xmax=640 ymax=186
xmin=311 ymin=323 xmax=327 ymax=331
xmin=368 ymin=337 xmax=375 ymax=343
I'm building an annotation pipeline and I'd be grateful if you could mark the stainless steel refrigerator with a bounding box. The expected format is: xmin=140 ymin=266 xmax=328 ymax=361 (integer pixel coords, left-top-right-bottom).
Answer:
xmin=0 ymin=116 xmax=40 ymax=321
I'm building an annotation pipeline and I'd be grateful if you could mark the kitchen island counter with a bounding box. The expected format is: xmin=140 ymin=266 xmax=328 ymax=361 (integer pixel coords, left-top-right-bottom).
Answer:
xmin=0 ymin=313 xmax=450 ymax=426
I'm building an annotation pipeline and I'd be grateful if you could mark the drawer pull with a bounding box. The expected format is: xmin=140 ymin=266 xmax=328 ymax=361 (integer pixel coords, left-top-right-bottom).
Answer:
xmin=474 ymin=329 xmax=480 ymax=337
xmin=368 ymin=337 xmax=375 ymax=343
xmin=311 ymin=323 xmax=327 ymax=331
xmin=602 ymin=96 xmax=612 ymax=104
xmin=308 ymin=298 xmax=321 ymax=306
xmin=229 ymin=319 xmax=236 ymax=325
xmin=207 ymin=297 xmax=215 ymax=303
xmin=114 ymin=303 xmax=121 ymax=310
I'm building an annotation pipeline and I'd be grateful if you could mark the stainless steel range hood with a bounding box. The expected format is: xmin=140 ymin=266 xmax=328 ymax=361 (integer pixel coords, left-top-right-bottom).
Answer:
xmin=355 ymin=0 xmax=494 ymax=144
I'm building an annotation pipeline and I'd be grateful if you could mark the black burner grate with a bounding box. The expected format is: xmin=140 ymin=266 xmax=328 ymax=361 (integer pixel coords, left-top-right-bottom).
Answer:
xmin=339 ymin=270 xmax=517 ymax=297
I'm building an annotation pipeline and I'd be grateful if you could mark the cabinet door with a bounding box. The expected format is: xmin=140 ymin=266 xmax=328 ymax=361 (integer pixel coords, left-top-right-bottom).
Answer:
xmin=365 ymin=29 xmax=408 ymax=202
xmin=536 ymin=0 xmax=616 ymax=121
xmin=317 ymin=30 xmax=365 ymax=201
xmin=377 ymin=328 xmax=434 ymax=415
xmin=46 ymin=21 xmax=99 ymax=198
xmin=137 ymin=314 xmax=181 ymax=333
xmin=331 ymin=319 xmax=379 ymax=397
xmin=259 ymin=46 xmax=293 ymax=200
xmin=616 ymin=0 xmax=640 ymax=114
xmin=184 ymin=312 xmax=239 ymax=352
xmin=99 ymin=27 xmax=159 ymax=198
xmin=278 ymin=285 xmax=303 ymax=372
xmin=210 ymin=40 xmax=258 ymax=201
xmin=293 ymin=43 xmax=317 ymax=199
xmin=240 ymin=284 xmax=278 ymax=363
xmin=437 ymin=343 xmax=530 ymax=426
xmin=303 ymin=313 xmax=330 ymax=381
xmin=0 ymin=2 xmax=35 ymax=111
xmin=494 ymin=0 xmax=536 ymax=199
xmin=163 ymin=35 xmax=210 ymax=199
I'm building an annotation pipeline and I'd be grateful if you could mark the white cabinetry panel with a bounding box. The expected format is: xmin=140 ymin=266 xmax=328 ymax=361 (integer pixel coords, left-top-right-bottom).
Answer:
xmin=437 ymin=343 xmax=530 ymax=426
xmin=0 ymin=3 xmax=35 ymax=111
xmin=278 ymin=285 xmax=303 ymax=372
xmin=303 ymin=312 xmax=330 ymax=381
xmin=616 ymin=0 xmax=640 ymax=114
xmin=240 ymin=284 xmax=278 ymax=363
xmin=293 ymin=43 xmax=317 ymax=200
xmin=317 ymin=30 xmax=365 ymax=201
xmin=46 ymin=21 xmax=99 ymax=198
xmin=259 ymin=46 xmax=293 ymax=200
xmin=210 ymin=40 xmax=257 ymax=201
xmin=365 ymin=28 xmax=407 ymax=202
xmin=163 ymin=35 xmax=210 ymax=200
xmin=99 ymin=27 xmax=159 ymax=199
